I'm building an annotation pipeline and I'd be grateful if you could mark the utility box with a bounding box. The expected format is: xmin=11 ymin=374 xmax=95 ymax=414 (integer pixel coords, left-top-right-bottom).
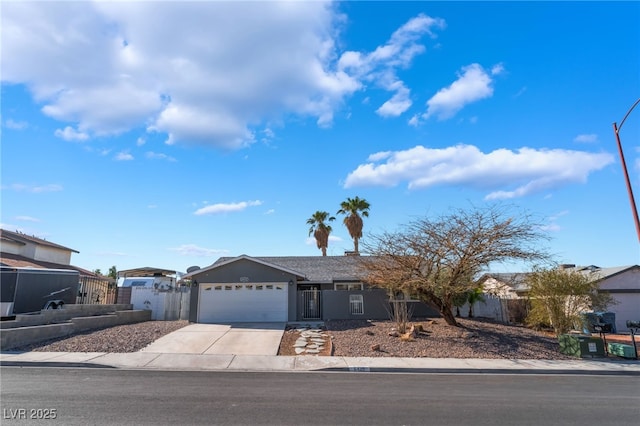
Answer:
xmin=608 ymin=342 xmax=637 ymax=359
xmin=558 ymin=334 xmax=606 ymax=358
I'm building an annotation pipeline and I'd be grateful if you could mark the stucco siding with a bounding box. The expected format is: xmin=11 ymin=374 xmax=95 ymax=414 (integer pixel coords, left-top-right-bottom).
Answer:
xmin=33 ymin=246 xmax=72 ymax=264
xmin=322 ymin=289 xmax=390 ymax=320
xmin=598 ymin=268 xmax=640 ymax=291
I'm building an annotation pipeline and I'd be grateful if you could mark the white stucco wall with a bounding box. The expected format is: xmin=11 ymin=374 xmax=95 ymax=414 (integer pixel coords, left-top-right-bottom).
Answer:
xmin=0 ymin=240 xmax=23 ymax=255
xmin=33 ymin=245 xmax=72 ymax=264
xmin=482 ymin=277 xmax=518 ymax=299
xmin=598 ymin=269 xmax=640 ymax=291
xmin=608 ymin=294 xmax=640 ymax=333
xmin=597 ymin=268 xmax=640 ymax=332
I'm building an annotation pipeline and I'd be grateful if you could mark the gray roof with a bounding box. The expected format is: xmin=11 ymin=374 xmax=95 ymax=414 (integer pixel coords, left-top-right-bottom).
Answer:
xmin=211 ymin=255 xmax=366 ymax=282
xmin=482 ymin=265 xmax=640 ymax=292
xmin=570 ymin=265 xmax=639 ymax=280
xmin=482 ymin=272 xmax=530 ymax=292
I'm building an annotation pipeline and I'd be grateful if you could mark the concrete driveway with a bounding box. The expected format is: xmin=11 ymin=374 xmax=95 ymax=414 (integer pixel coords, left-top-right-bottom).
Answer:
xmin=140 ymin=323 xmax=286 ymax=356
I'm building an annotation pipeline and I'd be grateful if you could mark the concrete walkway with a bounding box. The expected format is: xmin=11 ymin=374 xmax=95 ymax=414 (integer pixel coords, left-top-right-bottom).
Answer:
xmin=1 ymin=350 xmax=638 ymax=374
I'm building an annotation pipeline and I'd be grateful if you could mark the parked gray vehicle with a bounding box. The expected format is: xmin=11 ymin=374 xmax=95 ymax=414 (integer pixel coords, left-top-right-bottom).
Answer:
xmin=0 ymin=266 xmax=79 ymax=319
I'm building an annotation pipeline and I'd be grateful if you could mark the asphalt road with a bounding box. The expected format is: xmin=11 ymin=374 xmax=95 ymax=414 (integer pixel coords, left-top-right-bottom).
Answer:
xmin=1 ymin=367 xmax=639 ymax=425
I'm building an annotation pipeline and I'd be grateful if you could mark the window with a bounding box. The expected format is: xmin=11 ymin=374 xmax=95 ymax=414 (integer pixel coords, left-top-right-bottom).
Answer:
xmin=334 ymin=283 xmax=364 ymax=291
xmin=245 ymin=285 xmax=253 ymax=290
xmin=224 ymin=285 xmax=232 ymax=291
xmin=255 ymin=285 xmax=263 ymax=290
xmin=235 ymin=285 xmax=243 ymax=290
xmin=349 ymin=294 xmax=364 ymax=315
xmin=214 ymin=285 xmax=222 ymax=291
xmin=266 ymin=284 xmax=273 ymax=290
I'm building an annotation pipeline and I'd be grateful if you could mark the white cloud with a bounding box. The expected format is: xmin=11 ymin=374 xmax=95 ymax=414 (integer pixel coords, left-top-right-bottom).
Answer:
xmin=136 ymin=137 xmax=146 ymax=146
xmin=344 ymin=144 xmax=614 ymax=199
xmin=194 ymin=200 xmax=263 ymax=216
xmin=114 ymin=151 xmax=133 ymax=161
xmin=54 ymin=126 xmax=89 ymax=141
xmin=145 ymin=151 xmax=176 ymax=162
xmin=15 ymin=215 xmax=41 ymax=222
xmin=5 ymin=119 xmax=28 ymax=130
xmin=339 ymin=13 xmax=445 ymax=119
xmin=491 ymin=63 xmax=505 ymax=75
xmin=540 ymin=211 xmax=569 ymax=232
xmin=514 ymin=87 xmax=527 ymax=98
xmin=3 ymin=183 xmax=63 ymax=193
xmin=168 ymin=244 xmax=228 ymax=257
xmin=376 ymin=84 xmax=412 ymax=117
xmin=264 ymin=209 xmax=275 ymax=215
xmin=408 ymin=114 xmax=420 ymax=127
xmin=422 ymin=63 xmax=498 ymax=120
xmin=2 ymin=3 xmax=444 ymax=148
xmin=574 ymin=134 xmax=598 ymax=143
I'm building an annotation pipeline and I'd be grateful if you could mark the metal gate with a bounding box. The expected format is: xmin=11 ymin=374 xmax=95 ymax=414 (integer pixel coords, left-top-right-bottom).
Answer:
xmin=301 ymin=289 xmax=322 ymax=320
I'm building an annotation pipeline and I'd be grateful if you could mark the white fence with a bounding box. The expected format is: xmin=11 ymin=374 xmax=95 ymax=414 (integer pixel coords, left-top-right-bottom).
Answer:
xmin=130 ymin=287 xmax=190 ymax=320
xmin=453 ymin=295 xmax=509 ymax=323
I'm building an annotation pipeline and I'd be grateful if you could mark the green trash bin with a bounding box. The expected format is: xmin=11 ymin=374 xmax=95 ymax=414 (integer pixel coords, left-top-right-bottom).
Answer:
xmin=558 ymin=334 xmax=606 ymax=358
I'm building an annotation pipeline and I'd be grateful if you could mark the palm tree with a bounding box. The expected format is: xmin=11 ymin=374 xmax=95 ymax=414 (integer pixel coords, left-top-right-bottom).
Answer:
xmin=307 ymin=211 xmax=335 ymax=256
xmin=337 ymin=196 xmax=370 ymax=254
xmin=467 ymin=287 xmax=486 ymax=318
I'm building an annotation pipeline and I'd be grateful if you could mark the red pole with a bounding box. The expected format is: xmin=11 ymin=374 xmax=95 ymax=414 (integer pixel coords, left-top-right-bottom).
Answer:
xmin=613 ymin=121 xmax=640 ymax=243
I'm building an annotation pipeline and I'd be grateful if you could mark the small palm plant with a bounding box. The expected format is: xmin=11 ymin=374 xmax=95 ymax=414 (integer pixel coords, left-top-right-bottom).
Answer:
xmin=467 ymin=287 xmax=486 ymax=318
xmin=307 ymin=211 xmax=335 ymax=256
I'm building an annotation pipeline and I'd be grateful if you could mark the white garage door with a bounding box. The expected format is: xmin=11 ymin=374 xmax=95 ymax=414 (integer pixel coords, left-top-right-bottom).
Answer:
xmin=198 ymin=282 xmax=288 ymax=323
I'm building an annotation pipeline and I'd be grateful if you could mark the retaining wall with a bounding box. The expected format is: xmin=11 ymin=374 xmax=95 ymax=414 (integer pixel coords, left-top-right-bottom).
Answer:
xmin=1 ymin=308 xmax=151 ymax=351
xmin=1 ymin=304 xmax=134 ymax=329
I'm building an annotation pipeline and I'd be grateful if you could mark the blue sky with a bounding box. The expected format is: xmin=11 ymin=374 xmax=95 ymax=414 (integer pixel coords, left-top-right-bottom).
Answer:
xmin=2 ymin=1 xmax=639 ymax=274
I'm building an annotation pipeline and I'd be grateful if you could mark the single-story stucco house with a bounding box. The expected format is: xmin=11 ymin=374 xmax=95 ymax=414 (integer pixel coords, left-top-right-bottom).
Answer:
xmin=183 ymin=255 xmax=437 ymax=323
xmin=481 ymin=264 xmax=640 ymax=332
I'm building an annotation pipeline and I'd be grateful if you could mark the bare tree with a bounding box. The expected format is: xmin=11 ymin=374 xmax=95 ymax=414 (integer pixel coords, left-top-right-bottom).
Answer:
xmin=360 ymin=205 xmax=549 ymax=327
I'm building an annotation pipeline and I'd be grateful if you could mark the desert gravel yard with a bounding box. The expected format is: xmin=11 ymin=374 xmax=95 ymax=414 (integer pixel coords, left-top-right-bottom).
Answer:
xmin=9 ymin=320 xmax=190 ymax=353
xmin=8 ymin=317 xmax=608 ymax=360
xmin=278 ymin=318 xmax=575 ymax=359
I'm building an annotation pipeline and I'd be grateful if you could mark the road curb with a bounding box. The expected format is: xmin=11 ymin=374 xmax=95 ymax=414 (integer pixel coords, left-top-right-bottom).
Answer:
xmin=2 ymin=360 xmax=639 ymax=376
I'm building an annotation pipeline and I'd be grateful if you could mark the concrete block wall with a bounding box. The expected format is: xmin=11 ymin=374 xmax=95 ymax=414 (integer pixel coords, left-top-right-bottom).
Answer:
xmin=1 ymin=304 xmax=134 ymax=329
xmin=1 ymin=309 xmax=151 ymax=351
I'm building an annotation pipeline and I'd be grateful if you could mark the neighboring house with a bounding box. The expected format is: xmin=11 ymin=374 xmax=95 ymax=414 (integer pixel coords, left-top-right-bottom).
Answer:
xmin=583 ymin=265 xmax=640 ymax=333
xmin=0 ymin=228 xmax=114 ymax=304
xmin=183 ymin=254 xmax=437 ymax=323
xmin=481 ymin=273 xmax=530 ymax=299
xmin=1 ymin=228 xmax=79 ymax=267
xmin=480 ymin=264 xmax=640 ymax=332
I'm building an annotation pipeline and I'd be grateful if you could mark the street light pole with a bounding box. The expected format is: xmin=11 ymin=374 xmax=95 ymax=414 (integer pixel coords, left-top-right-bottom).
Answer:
xmin=612 ymin=98 xmax=640 ymax=243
